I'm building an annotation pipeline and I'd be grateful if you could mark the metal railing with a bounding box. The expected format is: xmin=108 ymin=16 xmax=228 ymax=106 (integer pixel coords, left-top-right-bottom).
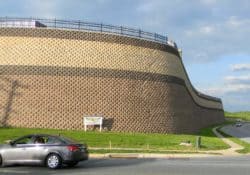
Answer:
xmin=0 ymin=17 xmax=178 ymax=49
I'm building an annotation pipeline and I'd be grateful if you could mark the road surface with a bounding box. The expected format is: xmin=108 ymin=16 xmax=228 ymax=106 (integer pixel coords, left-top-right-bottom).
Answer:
xmin=221 ymin=122 xmax=250 ymax=143
xmin=1 ymin=157 xmax=250 ymax=175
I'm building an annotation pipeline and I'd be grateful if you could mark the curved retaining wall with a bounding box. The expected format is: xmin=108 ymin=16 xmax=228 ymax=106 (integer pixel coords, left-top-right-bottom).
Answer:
xmin=0 ymin=28 xmax=224 ymax=133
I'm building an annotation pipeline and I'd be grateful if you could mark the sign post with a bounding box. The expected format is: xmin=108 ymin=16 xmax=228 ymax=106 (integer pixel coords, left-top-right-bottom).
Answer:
xmin=83 ymin=116 xmax=103 ymax=132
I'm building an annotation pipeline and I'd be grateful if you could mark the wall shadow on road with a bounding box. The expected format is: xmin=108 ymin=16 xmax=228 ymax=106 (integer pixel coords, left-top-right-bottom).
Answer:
xmin=77 ymin=158 xmax=156 ymax=169
xmin=0 ymin=158 xmax=157 ymax=175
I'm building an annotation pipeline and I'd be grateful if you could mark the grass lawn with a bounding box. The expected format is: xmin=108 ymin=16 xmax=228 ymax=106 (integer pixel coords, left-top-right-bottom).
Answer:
xmin=225 ymin=111 xmax=250 ymax=121
xmin=0 ymin=125 xmax=229 ymax=153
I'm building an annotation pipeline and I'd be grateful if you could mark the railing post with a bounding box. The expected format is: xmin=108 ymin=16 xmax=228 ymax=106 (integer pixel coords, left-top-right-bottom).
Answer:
xmin=154 ymin=33 xmax=157 ymax=41
xmin=121 ymin=26 xmax=123 ymax=34
xmin=29 ymin=17 xmax=32 ymax=28
xmin=100 ymin=23 xmax=103 ymax=32
xmin=54 ymin=18 xmax=56 ymax=28
xmin=78 ymin=20 xmax=80 ymax=30
xmin=139 ymin=29 xmax=141 ymax=38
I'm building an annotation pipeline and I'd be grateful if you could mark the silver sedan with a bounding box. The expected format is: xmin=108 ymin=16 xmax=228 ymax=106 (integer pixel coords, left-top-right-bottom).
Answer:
xmin=0 ymin=134 xmax=88 ymax=169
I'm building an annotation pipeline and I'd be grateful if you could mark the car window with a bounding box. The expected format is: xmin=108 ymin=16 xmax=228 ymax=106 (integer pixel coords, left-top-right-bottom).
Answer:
xmin=59 ymin=136 xmax=78 ymax=144
xmin=15 ymin=136 xmax=33 ymax=144
xmin=34 ymin=136 xmax=47 ymax=144
xmin=47 ymin=136 xmax=63 ymax=144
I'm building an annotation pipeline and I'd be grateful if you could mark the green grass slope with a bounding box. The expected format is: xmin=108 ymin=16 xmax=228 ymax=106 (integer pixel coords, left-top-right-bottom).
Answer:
xmin=0 ymin=126 xmax=229 ymax=153
xmin=225 ymin=111 xmax=250 ymax=121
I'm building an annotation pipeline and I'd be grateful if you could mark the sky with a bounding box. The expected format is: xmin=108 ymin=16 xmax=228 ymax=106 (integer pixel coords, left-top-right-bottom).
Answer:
xmin=0 ymin=0 xmax=249 ymax=112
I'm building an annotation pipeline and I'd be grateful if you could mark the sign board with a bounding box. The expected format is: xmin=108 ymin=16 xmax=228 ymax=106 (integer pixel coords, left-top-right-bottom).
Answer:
xmin=83 ymin=116 xmax=103 ymax=132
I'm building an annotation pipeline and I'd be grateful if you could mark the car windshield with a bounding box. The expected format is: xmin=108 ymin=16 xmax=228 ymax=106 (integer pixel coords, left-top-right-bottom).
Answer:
xmin=14 ymin=136 xmax=33 ymax=144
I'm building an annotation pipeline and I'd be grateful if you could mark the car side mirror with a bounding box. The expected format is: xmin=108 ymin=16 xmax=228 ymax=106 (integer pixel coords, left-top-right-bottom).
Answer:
xmin=9 ymin=141 xmax=15 ymax=146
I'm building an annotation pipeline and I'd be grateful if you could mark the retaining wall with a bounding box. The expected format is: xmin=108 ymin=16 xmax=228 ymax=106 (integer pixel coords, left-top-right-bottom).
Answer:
xmin=0 ymin=28 xmax=224 ymax=133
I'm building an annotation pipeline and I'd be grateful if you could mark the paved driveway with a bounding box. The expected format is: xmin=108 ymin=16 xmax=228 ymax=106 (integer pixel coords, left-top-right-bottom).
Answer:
xmin=221 ymin=122 xmax=250 ymax=143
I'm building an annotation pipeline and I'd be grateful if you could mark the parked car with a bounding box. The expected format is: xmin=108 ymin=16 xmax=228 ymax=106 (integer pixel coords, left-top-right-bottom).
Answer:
xmin=0 ymin=134 xmax=88 ymax=169
xmin=235 ymin=122 xmax=242 ymax=127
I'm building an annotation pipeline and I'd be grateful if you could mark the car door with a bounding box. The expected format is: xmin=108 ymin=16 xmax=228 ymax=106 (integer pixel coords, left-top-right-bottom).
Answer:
xmin=31 ymin=136 xmax=50 ymax=163
xmin=5 ymin=135 xmax=48 ymax=164
xmin=4 ymin=135 xmax=35 ymax=164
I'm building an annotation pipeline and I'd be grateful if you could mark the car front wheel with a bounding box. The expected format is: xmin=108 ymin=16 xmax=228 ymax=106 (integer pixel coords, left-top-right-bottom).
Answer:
xmin=46 ymin=154 xmax=62 ymax=169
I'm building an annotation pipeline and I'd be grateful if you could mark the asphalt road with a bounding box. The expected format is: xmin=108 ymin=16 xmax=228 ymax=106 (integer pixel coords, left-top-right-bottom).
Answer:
xmin=221 ymin=122 xmax=250 ymax=143
xmin=1 ymin=156 xmax=250 ymax=175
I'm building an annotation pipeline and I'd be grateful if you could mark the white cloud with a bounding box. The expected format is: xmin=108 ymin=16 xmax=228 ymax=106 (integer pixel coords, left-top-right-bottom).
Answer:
xmin=200 ymin=0 xmax=217 ymax=5
xmin=201 ymin=81 xmax=250 ymax=112
xmin=186 ymin=25 xmax=215 ymax=36
xmin=136 ymin=2 xmax=154 ymax=13
xmin=227 ymin=16 xmax=250 ymax=28
xmin=202 ymin=84 xmax=250 ymax=96
xmin=225 ymin=75 xmax=250 ymax=83
xmin=203 ymin=74 xmax=250 ymax=96
xmin=199 ymin=26 xmax=215 ymax=34
xmin=198 ymin=62 xmax=250 ymax=111
xmin=231 ymin=64 xmax=250 ymax=71
xmin=181 ymin=15 xmax=250 ymax=63
xmin=22 ymin=0 xmax=60 ymax=18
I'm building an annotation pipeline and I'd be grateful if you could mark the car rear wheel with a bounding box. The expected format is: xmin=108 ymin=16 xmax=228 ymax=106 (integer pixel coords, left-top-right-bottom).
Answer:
xmin=0 ymin=155 xmax=3 ymax=167
xmin=66 ymin=161 xmax=78 ymax=167
xmin=46 ymin=154 xmax=62 ymax=169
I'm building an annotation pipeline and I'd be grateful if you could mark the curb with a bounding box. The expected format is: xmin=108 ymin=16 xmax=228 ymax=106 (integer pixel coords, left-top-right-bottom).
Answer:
xmin=89 ymin=153 xmax=222 ymax=159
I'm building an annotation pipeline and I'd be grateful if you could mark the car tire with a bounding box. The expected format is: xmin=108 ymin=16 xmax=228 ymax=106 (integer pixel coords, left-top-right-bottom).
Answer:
xmin=46 ymin=153 xmax=62 ymax=169
xmin=0 ymin=155 xmax=3 ymax=168
xmin=66 ymin=161 xmax=78 ymax=167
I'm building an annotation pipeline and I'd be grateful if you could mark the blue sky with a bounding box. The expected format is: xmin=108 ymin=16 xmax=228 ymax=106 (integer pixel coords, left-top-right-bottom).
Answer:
xmin=0 ymin=0 xmax=250 ymax=112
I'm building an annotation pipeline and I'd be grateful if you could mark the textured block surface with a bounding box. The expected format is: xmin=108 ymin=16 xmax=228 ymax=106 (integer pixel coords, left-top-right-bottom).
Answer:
xmin=0 ymin=28 xmax=224 ymax=133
